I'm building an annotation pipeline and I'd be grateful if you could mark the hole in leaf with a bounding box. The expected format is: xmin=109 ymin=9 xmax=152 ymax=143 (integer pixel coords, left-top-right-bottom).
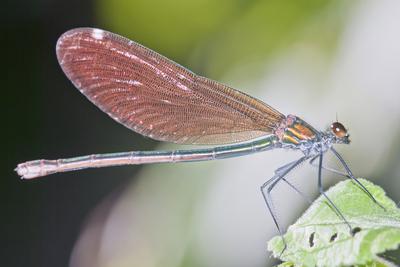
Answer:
xmin=309 ymin=232 xmax=315 ymax=247
xmin=330 ymin=233 xmax=338 ymax=242
xmin=351 ymin=227 xmax=361 ymax=236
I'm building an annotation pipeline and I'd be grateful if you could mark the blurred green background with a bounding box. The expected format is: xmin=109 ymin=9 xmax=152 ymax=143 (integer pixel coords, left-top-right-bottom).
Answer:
xmin=3 ymin=0 xmax=400 ymax=266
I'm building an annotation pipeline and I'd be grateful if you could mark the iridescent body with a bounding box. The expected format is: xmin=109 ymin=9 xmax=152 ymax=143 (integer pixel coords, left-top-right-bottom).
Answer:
xmin=15 ymin=28 xmax=383 ymax=248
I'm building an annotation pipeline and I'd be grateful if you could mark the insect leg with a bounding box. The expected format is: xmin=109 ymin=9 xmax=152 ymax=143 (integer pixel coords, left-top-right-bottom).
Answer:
xmin=281 ymin=178 xmax=313 ymax=204
xmin=260 ymin=156 xmax=309 ymax=251
xmin=317 ymin=153 xmax=353 ymax=233
xmin=309 ymin=155 xmax=349 ymax=178
xmin=330 ymin=147 xmax=386 ymax=211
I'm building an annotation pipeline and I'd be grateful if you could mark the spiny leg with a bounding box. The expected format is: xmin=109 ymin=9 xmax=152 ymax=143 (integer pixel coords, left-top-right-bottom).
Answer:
xmin=282 ymin=178 xmax=313 ymax=204
xmin=309 ymin=155 xmax=349 ymax=178
xmin=261 ymin=175 xmax=286 ymax=243
xmin=261 ymin=156 xmax=309 ymax=252
xmin=330 ymin=147 xmax=386 ymax=211
xmin=275 ymin=160 xmax=299 ymax=174
xmin=317 ymin=153 xmax=353 ymax=233
xmin=277 ymin=161 xmax=313 ymax=203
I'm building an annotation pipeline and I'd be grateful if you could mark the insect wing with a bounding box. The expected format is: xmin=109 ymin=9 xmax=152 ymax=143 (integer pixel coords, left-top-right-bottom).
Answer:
xmin=56 ymin=28 xmax=285 ymax=144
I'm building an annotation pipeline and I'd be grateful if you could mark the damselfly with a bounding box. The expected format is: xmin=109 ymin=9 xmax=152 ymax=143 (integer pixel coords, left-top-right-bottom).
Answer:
xmin=15 ymin=28 xmax=383 ymax=247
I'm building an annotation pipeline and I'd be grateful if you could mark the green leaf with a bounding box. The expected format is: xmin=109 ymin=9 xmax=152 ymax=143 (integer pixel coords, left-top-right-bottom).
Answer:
xmin=276 ymin=257 xmax=399 ymax=267
xmin=268 ymin=179 xmax=400 ymax=267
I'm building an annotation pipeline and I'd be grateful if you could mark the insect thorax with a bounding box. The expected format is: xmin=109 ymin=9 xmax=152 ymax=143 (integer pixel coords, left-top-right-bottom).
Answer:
xmin=274 ymin=115 xmax=333 ymax=156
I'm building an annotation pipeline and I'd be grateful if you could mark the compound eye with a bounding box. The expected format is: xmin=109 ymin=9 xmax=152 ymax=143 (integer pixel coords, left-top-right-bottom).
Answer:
xmin=331 ymin=122 xmax=347 ymax=138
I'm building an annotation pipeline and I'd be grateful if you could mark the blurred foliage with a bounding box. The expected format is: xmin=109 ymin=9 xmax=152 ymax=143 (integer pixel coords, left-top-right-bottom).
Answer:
xmin=96 ymin=0 xmax=239 ymax=62
xmin=96 ymin=0 xmax=350 ymax=79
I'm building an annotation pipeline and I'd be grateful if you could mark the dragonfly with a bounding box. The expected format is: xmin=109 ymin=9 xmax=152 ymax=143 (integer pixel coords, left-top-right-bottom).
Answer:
xmin=15 ymin=28 xmax=383 ymax=247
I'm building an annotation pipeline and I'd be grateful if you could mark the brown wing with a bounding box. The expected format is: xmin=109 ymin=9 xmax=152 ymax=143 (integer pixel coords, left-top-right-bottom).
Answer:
xmin=56 ymin=28 xmax=285 ymax=145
